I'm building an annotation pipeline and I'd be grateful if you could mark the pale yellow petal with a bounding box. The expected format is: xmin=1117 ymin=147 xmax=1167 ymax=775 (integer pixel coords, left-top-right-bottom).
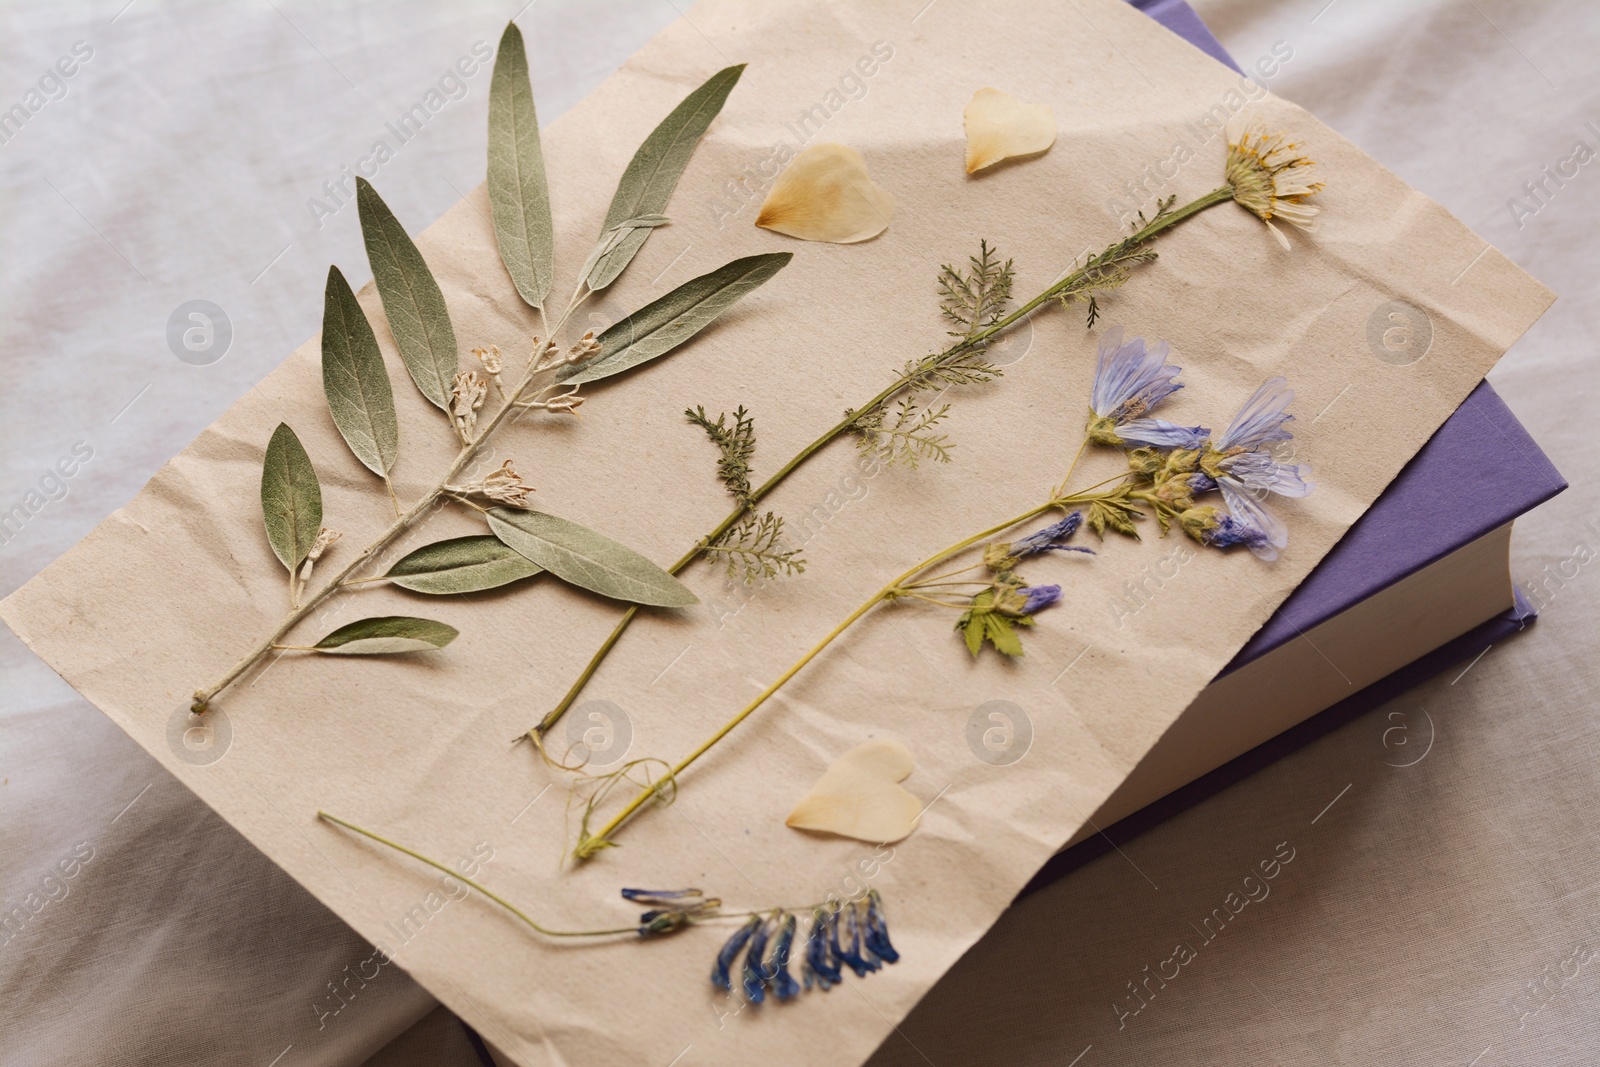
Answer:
xmin=964 ymin=87 xmax=1056 ymax=173
xmin=784 ymin=738 xmax=922 ymax=843
xmin=755 ymin=143 xmax=894 ymax=243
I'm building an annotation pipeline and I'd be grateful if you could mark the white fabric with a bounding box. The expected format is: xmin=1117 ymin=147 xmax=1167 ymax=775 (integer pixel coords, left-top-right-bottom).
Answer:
xmin=1 ymin=1 xmax=1594 ymax=1065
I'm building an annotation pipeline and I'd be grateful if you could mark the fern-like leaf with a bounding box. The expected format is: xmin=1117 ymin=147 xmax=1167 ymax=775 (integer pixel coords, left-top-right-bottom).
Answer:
xmin=938 ymin=239 xmax=1014 ymax=342
xmin=706 ymin=511 xmax=805 ymax=583
xmin=851 ymin=398 xmax=954 ymax=467
xmin=686 ymin=404 xmax=756 ymax=505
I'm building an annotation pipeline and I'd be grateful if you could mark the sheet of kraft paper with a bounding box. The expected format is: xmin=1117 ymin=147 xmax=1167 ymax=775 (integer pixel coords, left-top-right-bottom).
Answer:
xmin=0 ymin=1 xmax=1553 ymax=1064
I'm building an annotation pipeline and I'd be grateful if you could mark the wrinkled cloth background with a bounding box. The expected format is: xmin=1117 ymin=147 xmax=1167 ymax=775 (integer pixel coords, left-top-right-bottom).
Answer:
xmin=0 ymin=3 xmax=1593 ymax=1067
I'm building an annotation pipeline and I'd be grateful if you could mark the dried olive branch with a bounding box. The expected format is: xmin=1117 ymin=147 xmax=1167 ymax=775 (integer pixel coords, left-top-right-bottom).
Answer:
xmin=528 ymin=184 xmax=1236 ymax=747
xmin=571 ymin=477 xmax=1124 ymax=859
xmin=318 ymin=811 xmax=640 ymax=938
xmin=191 ymin=353 xmax=576 ymax=714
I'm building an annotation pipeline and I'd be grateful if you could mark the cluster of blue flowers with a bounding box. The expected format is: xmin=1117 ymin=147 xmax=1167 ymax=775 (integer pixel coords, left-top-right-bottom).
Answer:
xmin=1090 ymin=325 xmax=1312 ymax=561
xmin=702 ymin=891 xmax=899 ymax=1004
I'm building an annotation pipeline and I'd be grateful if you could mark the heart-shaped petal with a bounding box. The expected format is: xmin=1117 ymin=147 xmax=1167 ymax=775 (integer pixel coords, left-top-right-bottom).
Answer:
xmin=964 ymin=87 xmax=1056 ymax=173
xmin=785 ymin=738 xmax=922 ymax=844
xmin=756 ymin=143 xmax=894 ymax=243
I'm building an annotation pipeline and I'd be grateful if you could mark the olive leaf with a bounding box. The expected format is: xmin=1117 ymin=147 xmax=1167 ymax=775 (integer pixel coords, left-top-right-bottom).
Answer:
xmin=357 ymin=177 xmax=459 ymax=412
xmin=560 ymin=252 xmax=792 ymax=386
xmin=487 ymin=508 xmax=697 ymax=608
xmin=487 ymin=22 xmax=554 ymax=312
xmin=582 ymin=63 xmax=745 ymax=292
xmin=261 ymin=423 xmax=323 ymax=573
xmin=322 ymin=265 xmax=399 ymax=478
xmin=384 ymin=535 xmax=543 ymax=595
xmin=312 ymin=616 xmax=459 ymax=655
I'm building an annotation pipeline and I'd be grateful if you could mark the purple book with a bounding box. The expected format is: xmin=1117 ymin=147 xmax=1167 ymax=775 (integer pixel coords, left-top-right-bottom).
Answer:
xmin=1017 ymin=2 xmax=1567 ymax=897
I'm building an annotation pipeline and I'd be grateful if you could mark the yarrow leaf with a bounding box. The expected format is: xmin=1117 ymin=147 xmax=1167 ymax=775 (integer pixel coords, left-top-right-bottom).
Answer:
xmin=260 ymin=423 xmax=323 ymax=573
xmin=487 ymin=22 xmax=554 ymax=312
xmin=707 ymin=512 xmax=805 ymax=583
xmin=487 ymin=508 xmax=698 ymax=608
xmin=321 ymin=266 xmax=399 ymax=479
xmin=849 ymin=397 xmax=953 ymax=467
xmin=938 ymin=239 xmax=1014 ymax=341
xmin=686 ymin=404 xmax=756 ymax=504
xmin=311 ymin=616 xmax=459 ymax=655
xmin=384 ymin=535 xmax=543 ymax=595
xmin=583 ymin=64 xmax=745 ymax=292
xmin=560 ymin=253 xmax=792 ymax=386
xmin=357 ymin=177 xmax=459 ymax=413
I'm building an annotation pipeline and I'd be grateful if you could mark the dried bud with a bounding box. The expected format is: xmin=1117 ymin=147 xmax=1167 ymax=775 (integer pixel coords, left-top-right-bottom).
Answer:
xmin=474 ymin=345 xmax=503 ymax=376
xmin=479 ymin=460 xmax=536 ymax=508
xmin=544 ymin=392 xmax=586 ymax=417
xmin=565 ymin=330 xmax=602 ymax=365
xmin=298 ymin=527 xmax=341 ymax=580
xmin=451 ymin=371 xmax=488 ymax=436
xmin=532 ymin=337 xmax=560 ymax=369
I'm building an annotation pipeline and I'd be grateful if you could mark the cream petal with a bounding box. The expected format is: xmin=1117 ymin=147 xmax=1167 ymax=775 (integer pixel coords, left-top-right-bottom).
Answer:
xmin=784 ymin=738 xmax=922 ymax=844
xmin=755 ymin=143 xmax=894 ymax=243
xmin=963 ymin=87 xmax=1056 ymax=173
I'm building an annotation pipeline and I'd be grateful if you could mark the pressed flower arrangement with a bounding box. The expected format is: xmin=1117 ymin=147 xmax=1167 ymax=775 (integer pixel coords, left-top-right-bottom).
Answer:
xmin=193 ymin=19 xmax=1329 ymax=1009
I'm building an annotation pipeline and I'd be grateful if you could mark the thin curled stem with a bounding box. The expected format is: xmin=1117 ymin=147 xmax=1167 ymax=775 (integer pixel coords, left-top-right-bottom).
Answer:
xmin=529 ymin=185 xmax=1236 ymax=746
xmin=318 ymin=811 xmax=639 ymax=938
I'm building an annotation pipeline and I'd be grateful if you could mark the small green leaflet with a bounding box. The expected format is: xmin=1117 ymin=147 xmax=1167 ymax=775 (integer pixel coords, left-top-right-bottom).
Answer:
xmin=487 ymin=22 xmax=554 ymax=312
xmin=487 ymin=508 xmax=697 ymax=608
xmin=560 ymin=253 xmax=792 ymax=386
xmin=357 ymin=177 xmax=459 ymax=412
xmin=583 ymin=64 xmax=745 ymax=292
xmin=312 ymin=616 xmax=459 ymax=655
xmin=321 ymin=265 xmax=399 ymax=478
xmin=384 ymin=536 xmax=544 ymax=595
xmin=260 ymin=423 xmax=323 ymax=572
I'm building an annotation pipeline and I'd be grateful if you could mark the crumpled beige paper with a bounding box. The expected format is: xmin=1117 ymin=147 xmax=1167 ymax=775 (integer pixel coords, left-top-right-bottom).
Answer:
xmin=0 ymin=1 xmax=1552 ymax=1065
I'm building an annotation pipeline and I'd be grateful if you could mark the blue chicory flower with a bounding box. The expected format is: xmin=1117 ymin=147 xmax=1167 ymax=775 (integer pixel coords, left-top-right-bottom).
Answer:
xmin=1208 ymin=377 xmax=1313 ymax=561
xmin=862 ymin=890 xmax=900 ymax=965
xmin=803 ymin=907 xmax=843 ymax=991
xmin=1089 ymin=326 xmax=1210 ymax=449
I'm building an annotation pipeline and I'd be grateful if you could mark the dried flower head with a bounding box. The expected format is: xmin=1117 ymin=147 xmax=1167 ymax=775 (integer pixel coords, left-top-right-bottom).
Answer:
xmin=450 ymin=370 xmax=488 ymax=437
xmin=1225 ymin=114 xmax=1324 ymax=251
xmin=473 ymin=345 xmax=503 ymax=376
xmin=963 ymin=87 xmax=1056 ymax=174
xmin=756 ymin=143 xmax=894 ymax=243
xmin=543 ymin=391 xmax=585 ymax=417
xmin=565 ymin=330 xmax=602 ymax=365
xmin=479 ymin=460 xmax=535 ymax=508
xmin=532 ymin=337 xmax=560 ymax=369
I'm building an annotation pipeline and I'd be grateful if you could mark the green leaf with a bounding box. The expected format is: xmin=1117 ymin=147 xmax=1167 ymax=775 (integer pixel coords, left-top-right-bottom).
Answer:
xmin=384 ymin=536 xmax=543 ymax=595
xmin=321 ymin=265 xmax=399 ymax=478
xmin=312 ymin=616 xmax=459 ymax=655
xmin=260 ymin=423 xmax=323 ymax=573
xmin=487 ymin=508 xmax=697 ymax=608
xmin=560 ymin=253 xmax=791 ymax=386
xmin=487 ymin=22 xmax=554 ymax=311
xmin=582 ymin=64 xmax=745 ymax=292
xmin=357 ymin=177 xmax=459 ymax=412
xmin=984 ymin=614 xmax=1025 ymax=657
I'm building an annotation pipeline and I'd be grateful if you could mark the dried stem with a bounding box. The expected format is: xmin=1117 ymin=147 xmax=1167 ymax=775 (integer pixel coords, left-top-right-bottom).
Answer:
xmin=530 ymin=185 xmax=1236 ymax=746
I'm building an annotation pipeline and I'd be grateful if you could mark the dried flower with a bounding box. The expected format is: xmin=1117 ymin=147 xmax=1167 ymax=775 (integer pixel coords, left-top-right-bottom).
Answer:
xmin=756 ymin=143 xmax=894 ymax=243
xmin=963 ymin=87 xmax=1056 ymax=173
xmin=1225 ymin=114 xmax=1324 ymax=251
xmin=297 ymin=527 xmax=341 ymax=582
xmin=447 ymin=459 xmax=535 ymax=509
xmin=712 ymin=915 xmax=761 ymax=992
xmin=1019 ymin=584 xmax=1061 ymax=614
xmin=473 ymin=345 xmax=503 ymax=376
xmin=450 ymin=370 xmax=488 ymax=438
xmin=622 ymin=887 xmax=722 ymax=936
xmin=1086 ymin=326 xmax=1209 ymax=448
xmin=1196 ymin=377 xmax=1313 ymax=560
xmin=565 ymin=330 xmax=601 ymax=365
